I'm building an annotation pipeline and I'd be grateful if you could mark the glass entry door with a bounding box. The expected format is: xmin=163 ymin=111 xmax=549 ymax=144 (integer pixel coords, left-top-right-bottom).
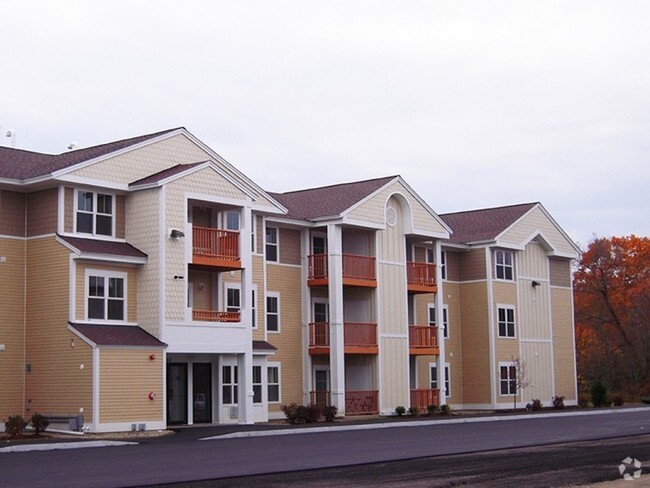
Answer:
xmin=192 ymin=363 xmax=212 ymax=423
xmin=167 ymin=363 xmax=188 ymax=424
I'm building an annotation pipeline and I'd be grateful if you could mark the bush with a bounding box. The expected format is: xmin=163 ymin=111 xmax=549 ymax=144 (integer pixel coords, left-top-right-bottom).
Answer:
xmin=439 ymin=404 xmax=451 ymax=415
xmin=552 ymin=395 xmax=565 ymax=410
xmin=304 ymin=404 xmax=320 ymax=424
xmin=281 ymin=403 xmax=304 ymax=424
xmin=531 ymin=399 xmax=543 ymax=411
xmin=591 ymin=381 xmax=610 ymax=407
xmin=578 ymin=394 xmax=590 ymax=408
xmin=281 ymin=403 xmax=321 ymax=424
xmin=408 ymin=406 xmax=421 ymax=416
xmin=642 ymin=397 xmax=650 ymax=405
xmin=426 ymin=404 xmax=439 ymax=416
xmin=30 ymin=413 xmax=49 ymax=435
xmin=4 ymin=415 xmax=26 ymax=438
xmin=395 ymin=406 xmax=406 ymax=416
xmin=611 ymin=393 xmax=625 ymax=407
xmin=322 ymin=405 xmax=338 ymax=422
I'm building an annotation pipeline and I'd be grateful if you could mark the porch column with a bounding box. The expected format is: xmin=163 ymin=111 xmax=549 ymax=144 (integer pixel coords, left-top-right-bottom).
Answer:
xmin=327 ymin=224 xmax=346 ymax=415
xmin=300 ymin=229 xmax=312 ymax=406
xmin=237 ymin=349 xmax=254 ymax=424
xmin=435 ymin=240 xmax=447 ymax=406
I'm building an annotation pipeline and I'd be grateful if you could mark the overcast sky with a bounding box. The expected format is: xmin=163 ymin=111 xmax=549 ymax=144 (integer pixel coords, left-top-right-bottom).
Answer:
xmin=1 ymin=1 xmax=648 ymax=247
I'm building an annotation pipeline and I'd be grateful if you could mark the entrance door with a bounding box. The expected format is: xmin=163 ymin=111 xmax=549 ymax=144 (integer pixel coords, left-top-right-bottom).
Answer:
xmin=193 ymin=363 xmax=212 ymax=423
xmin=313 ymin=369 xmax=329 ymax=409
xmin=167 ymin=363 xmax=188 ymax=424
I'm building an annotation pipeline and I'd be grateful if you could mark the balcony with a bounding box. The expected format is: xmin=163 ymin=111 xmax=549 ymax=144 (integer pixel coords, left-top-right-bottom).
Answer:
xmin=407 ymin=261 xmax=437 ymax=293
xmin=192 ymin=310 xmax=240 ymax=323
xmin=308 ymin=253 xmax=376 ymax=288
xmin=309 ymin=322 xmax=378 ymax=355
xmin=309 ymin=390 xmax=379 ymax=415
xmin=410 ymin=388 xmax=440 ymax=410
xmin=409 ymin=325 xmax=439 ymax=355
xmin=192 ymin=226 xmax=241 ymax=269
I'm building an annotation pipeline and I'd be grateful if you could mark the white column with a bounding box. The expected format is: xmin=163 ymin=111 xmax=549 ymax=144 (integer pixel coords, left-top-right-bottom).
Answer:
xmin=237 ymin=349 xmax=254 ymax=424
xmin=435 ymin=240 xmax=447 ymax=406
xmin=327 ymin=224 xmax=346 ymax=415
xmin=301 ymin=229 xmax=312 ymax=405
xmin=237 ymin=203 xmax=254 ymax=424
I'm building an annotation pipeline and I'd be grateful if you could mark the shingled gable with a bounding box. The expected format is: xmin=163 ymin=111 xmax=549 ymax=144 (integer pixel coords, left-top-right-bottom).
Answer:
xmin=57 ymin=235 xmax=147 ymax=261
xmin=0 ymin=128 xmax=180 ymax=181
xmin=69 ymin=323 xmax=166 ymax=348
xmin=268 ymin=176 xmax=398 ymax=221
xmin=440 ymin=202 xmax=538 ymax=245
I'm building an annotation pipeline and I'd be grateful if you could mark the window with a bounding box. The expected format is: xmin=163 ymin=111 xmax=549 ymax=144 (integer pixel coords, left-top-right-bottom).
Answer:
xmin=76 ymin=190 xmax=113 ymax=236
xmin=500 ymin=364 xmax=517 ymax=395
xmin=226 ymin=286 xmax=240 ymax=313
xmin=497 ymin=306 xmax=516 ymax=338
xmin=440 ymin=250 xmax=447 ymax=280
xmin=222 ymin=365 xmax=238 ymax=405
xmin=266 ymin=294 xmax=280 ymax=332
xmin=495 ymin=250 xmax=514 ymax=280
xmin=87 ymin=271 xmax=125 ymax=321
xmin=430 ymin=363 xmax=450 ymax=396
xmin=267 ymin=364 xmax=280 ymax=403
xmin=265 ymin=226 xmax=278 ymax=262
xmin=428 ymin=303 xmax=449 ymax=339
xmin=252 ymin=366 xmax=262 ymax=404
xmin=251 ymin=289 xmax=256 ymax=328
xmin=225 ymin=211 xmax=240 ymax=231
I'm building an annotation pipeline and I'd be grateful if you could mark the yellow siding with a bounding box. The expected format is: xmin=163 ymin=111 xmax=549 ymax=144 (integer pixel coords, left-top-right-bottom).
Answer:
xmin=380 ymin=338 xmax=409 ymax=409
xmin=252 ymin=255 xmax=265 ymax=341
xmin=459 ymin=282 xmax=490 ymax=404
xmin=444 ymin=282 xmax=462 ymax=402
xmin=459 ymin=248 xmax=487 ymax=282
xmin=64 ymin=187 xmax=74 ymax=233
xmin=552 ymin=288 xmax=577 ymax=400
xmin=549 ymin=258 xmax=571 ymax=287
xmin=279 ymin=228 xmax=301 ymax=265
xmin=99 ymin=348 xmax=164 ymax=422
xmin=520 ymin=342 xmax=554 ymax=403
xmin=25 ymin=237 xmax=94 ymax=419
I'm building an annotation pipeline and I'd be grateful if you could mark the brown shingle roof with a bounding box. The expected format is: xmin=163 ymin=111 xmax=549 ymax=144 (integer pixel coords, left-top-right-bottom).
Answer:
xmin=70 ymin=323 xmax=166 ymax=347
xmin=129 ymin=161 xmax=205 ymax=187
xmin=440 ymin=203 xmax=537 ymax=244
xmin=269 ymin=176 xmax=397 ymax=221
xmin=253 ymin=340 xmax=277 ymax=351
xmin=58 ymin=235 xmax=147 ymax=259
xmin=0 ymin=128 xmax=181 ymax=180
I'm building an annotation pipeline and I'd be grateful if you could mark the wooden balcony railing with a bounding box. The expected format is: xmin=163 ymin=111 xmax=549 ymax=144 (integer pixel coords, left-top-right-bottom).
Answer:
xmin=309 ymin=322 xmax=329 ymax=348
xmin=410 ymin=388 xmax=440 ymax=410
xmin=344 ymin=322 xmax=377 ymax=348
xmin=192 ymin=226 xmax=240 ymax=268
xmin=407 ymin=261 xmax=437 ymax=293
xmin=309 ymin=322 xmax=378 ymax=354
xmin=309 ymin=390 xmax=330 ymax=410
xmin=345 ymin=390 xmax=379 ymax=415
xmin=308 ymin=253 xmax=376 ymax=287
xmin=192 ymin=310 xmax=241 ymax=322
xmin=409 ymin=325 xmax=439 ymax=355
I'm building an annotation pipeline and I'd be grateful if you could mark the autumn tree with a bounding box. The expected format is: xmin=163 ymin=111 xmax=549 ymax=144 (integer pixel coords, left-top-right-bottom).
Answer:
xmin=574 ymin=235 xmax=650 ymax=398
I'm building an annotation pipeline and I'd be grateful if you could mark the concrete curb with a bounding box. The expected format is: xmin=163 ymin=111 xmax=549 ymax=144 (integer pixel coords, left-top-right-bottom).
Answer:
xmin=0 ymin=440 xmax=137 ymax=453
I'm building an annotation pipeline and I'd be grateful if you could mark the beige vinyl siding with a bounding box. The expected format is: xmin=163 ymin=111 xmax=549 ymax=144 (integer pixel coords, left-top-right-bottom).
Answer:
xmin=74 ymin=262 xmax=139 ymax=323
xmin=459 ymin=248 xmax=487 ymax=282
xmin=279 ymin=228 xmax=301 ymax=265
xmin=252 ymin=254 xmax=265 ymax=340
xmin=520 ymin=342 xmax=554 ymax=403
xmin=126 ymin=188 xmax=161 ymax=337
xmin=549 ymin=258 xmax=571 ymax=287
xmin=25 ymin=237 xmax=93 ymax=419
xmin=64 ymin=187 xmax=74 ymax=233
xmin=98 ymin=348 xmax=164 ymax=422
xmin=459 ymin=282 xmax=490 ymax=404
xmin=519 ymin=242 xmax=547 ymax=281
xmin=189 ymin=270 xmax=213 ymax=312
xmin=26 ymin=188 xmax=58 ymax=237
xmin=115 ymin=194 xmax=126 ymax=238
xmin=444 ymin=282 xmax=462 ymax=402
xmin=500 ymin=205 xmax=577 ymax=256
xmin=265 ymin=265 xmax=303 ymax=412
xmin=444 ymin=250 xmax=460 ymax=282
xmin=0 ymin=190 xmax=26 ymax=237
xmin=552 ymin=288 xmax=577 ymax=400
xmin=0 ymin=238 xmax=26 ymax=419
xmin=380 ymin=338 xmax=409 ymax=409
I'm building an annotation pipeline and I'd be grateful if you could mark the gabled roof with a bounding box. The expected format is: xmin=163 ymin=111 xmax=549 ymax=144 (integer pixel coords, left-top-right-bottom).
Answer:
xmin=129 ymin=161 xmax=205 ymax=187
xmin=440 ymin=203 xmax=538 ymax=244
xmin=58 ymin=235 xmax=147 ymax=260
xmin=269 ymin=176 xmax=398 ymax=221
xmin=0 ymin=128 xmax=180 ymax=181
xmin=69 ymin=323 xmax=166 ymax=347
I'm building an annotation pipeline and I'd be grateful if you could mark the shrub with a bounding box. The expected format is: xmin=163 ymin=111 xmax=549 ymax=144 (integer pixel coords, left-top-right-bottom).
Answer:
xmin=281 ymin=403 xmax=304 ymax=424
xmin=304 ymin=404 xmax=320 ymax=424
xmin=30 ymin=413 xmax=49 ymax=435
xmin=642 ymin=397 xmax=650 ymax=405
xmin=591 ymin=381 xmax=609 ymax=407
xmin=439 ymin=404 xmax=451 ymax=415
xmin=426 ymin=404 xmax=439 ymax=416
xmin=395 ymin=406 xmax=406 ymax=416
xmin=4 ymin=415 xmax=26 ymax=438
xmin=552 ymin=395 xmax=565 ymax=410
xmin=531 ymin=399 xmax=543 ymax=411
xmin=408 ymin=406 xmax=421 ymax=416
xmin=578 ymin=394 xmax=590 ymax=408
xmin=322 ymin=405 xmax=338 ymax=422
xmin=611 ymin=393 xmax=624 ymax=407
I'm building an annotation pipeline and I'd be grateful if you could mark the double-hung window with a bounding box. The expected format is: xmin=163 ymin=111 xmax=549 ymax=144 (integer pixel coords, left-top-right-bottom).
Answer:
xmin=497 ymin=306 xmax=516 ymax=338
xmin=87 ymin=271 xmax=126 ymax=321
xmin=266 ymin=293 xmax=280 ymax=332
xmin=226 ymin=286 xmax=240 ymax=313
xmin=500 ymin=364 xmax=517 ymax=395
xmin=267 ymin=365 xmax=280 ymax=403
xmin=428 ymin=303 xmax=449 ymax=339
xmin=430 ymin=363 xmax=450 ymax=396
xmin=252 ymin=366 xmax=262 ymax=404
xmin=222 ymin=365 xmax=238 ymax=405
xmin=495 ymin=250 xmax=514 ymax=280
xmin=77 ymin=190 xmax=113 ymax=236
xmin=265 ymin=227 xmax=278 ymax=262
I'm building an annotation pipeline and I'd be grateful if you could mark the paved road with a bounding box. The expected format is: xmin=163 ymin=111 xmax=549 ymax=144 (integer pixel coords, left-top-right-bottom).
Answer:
xmin=1 ymin=409 xmax=649 ymax=487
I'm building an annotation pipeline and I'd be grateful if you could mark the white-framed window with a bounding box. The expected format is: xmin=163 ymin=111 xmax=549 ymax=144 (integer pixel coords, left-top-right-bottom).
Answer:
xmin=86 ymin=270 xmax=126 ymax=321
xmin=251 ymin=288 xmax=257 ymax=328
xmin=495 ymin=250 xmax=514 ymax=281
xmin=428 ymin=303 xmax=449 ymax=339
xmin=76 ymin=190 xmax=114 ymax=236
xmin=265 ymin=226 xmax=278 ymax=262
xmin=224 ymin=211 xmax=240 ymax=231
xmin=497 ymin=305 xmax=516 ymax=338
xmin=499 ymin=363 xmax=517 ymax=396
xmin=267 ymin=363 xmax=280 ymax=403
xmin=251 ymin=215 xmax=257 ymax=253
xmin=440 ymin=250 xmax=447 ymax=280
xmin=312 ymin=234 xmax=327 ymax=255
xmin=266 ymin=293 xmax=280 ymax=332
xmin=252 ymin=365 xmax=262 ymax=404
xmin=226 ymin=285 xmax=240 ymax=313
xmin=429 ymin=362 xmax=450 ymax=397
xmin=222 ymin=365 xmax=238 ymax=405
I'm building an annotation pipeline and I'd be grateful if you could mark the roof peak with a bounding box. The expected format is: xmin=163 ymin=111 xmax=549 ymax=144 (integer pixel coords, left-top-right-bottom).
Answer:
xmin=273 ymin=175 xmax=399 ymax=196
xmin=440 ymin=201 xmax=538 ymax=217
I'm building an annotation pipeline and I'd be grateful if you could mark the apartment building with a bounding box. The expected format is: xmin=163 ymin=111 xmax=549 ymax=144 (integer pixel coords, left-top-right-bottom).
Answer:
xmin=0 ymin=128 xmax=580 ymax=431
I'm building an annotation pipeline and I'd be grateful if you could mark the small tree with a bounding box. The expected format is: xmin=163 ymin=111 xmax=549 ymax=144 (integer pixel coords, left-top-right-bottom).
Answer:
xmin=511 ymin=356 xmax=532 ymax=411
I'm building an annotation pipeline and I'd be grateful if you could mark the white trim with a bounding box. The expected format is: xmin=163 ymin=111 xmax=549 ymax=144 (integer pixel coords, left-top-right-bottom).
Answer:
xmin=379 ymin=333 xmax=409 ymax=339
xmin=486 ymin=247 xmax=496 ymax=407
xmin=264 ymin=224 xmax=279 ymax=263
xmin=73 ymin=188 xmax=116 ymax=238
xmin=496 ymin=303 xmax=517 ymax=339
xmin=92 ymin=420 xmax=166 ymax=433
xmin=83 ymin=268 xmax=128 ymax=322
xmin=57 ymin=185 xmax=65 ymax=234
xmin=93 ymin=347 xmax=100 ymax=429
xmin=498 ymin=361 xmax=517 ymax=396
xmin=267 ymin=362 xmax=281 ymax=404
xmin=183 ymin=189 xmax=252 ymax=208
xmin=265 ymin=291 xmax=281 ymax=333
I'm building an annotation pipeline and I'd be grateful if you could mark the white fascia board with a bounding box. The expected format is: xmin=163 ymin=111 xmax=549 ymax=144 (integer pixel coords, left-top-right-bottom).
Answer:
xmin=441 ymin=242 xmax=471 ymax=251
xmin=493 ymin=240 xmax=526 ymax=251
xmin=409 ymin=228 xmax=451 ymax=240
xmin=54 ymin=175 xmax=130 ymax=192
xmin=341 ymin=217 xmax=385 ymax=230
xmin=75 ymin=254 xmax=147 ymax=265
xmin=184 ymin=190 xmax=252 ymax=208
xmin=265 ymin=216 xmax=312 ymax=227
xmin=67 ymin=324 xmax=98 ymax=348
xmin=251 ymin=202 xmax=287 ymax=215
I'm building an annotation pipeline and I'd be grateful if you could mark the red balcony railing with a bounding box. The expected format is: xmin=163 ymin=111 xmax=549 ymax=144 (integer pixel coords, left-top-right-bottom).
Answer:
xmin=345 ymin=390 xmax=379 ymax=415
xmin=409 ymin=325 xmax=439 ymax=352
xmin=193 ymin=226 xmax=240 ymax=264
xmin=309 ymin=322 xmax=329 ymax=348
xmin=192 ymin=310 xmax=241 ymax=322
xmin=309 ymin=390 xmax=331 ymax=410
xmin=308 ymin=253 xmax=376 ymax=286
xmin=309 ymin=322 xmax=378 ymax=353
xmin=344 ymin=322 xmax=377 ymax=348
xmin=410 ymin=388 xmax=440 ymax=410
xmin=407 ymin=262 xmax=437 ymax=292
xmin=308 ymin=254 xmax=328 ymax=281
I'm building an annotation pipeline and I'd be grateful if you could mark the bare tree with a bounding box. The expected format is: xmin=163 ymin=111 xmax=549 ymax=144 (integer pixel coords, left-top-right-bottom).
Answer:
xmin=510 ymin=356 xmax=532 ymax=410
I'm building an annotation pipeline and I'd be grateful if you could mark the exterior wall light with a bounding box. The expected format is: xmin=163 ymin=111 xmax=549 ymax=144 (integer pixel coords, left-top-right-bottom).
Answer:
xmin=170 ymin=229 xmax=185 ymax=238
xmin=532 ymin=280 xmax=541 ymax=287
